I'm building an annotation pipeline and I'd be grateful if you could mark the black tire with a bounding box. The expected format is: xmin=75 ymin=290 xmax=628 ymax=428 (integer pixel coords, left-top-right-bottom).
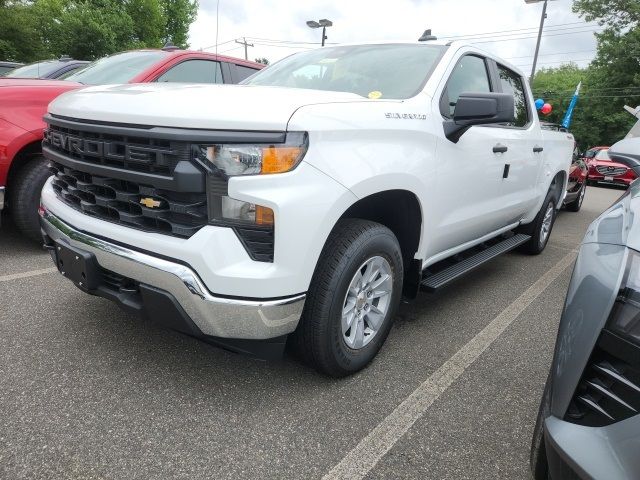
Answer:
xmin=530 ymin=375 xmax=551 ymax=480
xmin=518 ymin=190 xmax=557 ymax=255
xmin=290 ymin=219 xmax=403 ymax=377
xmin=8 ymin=156 xmax=52 ymax=243
xmin=565 ymin=181 xmax=586 ymax=212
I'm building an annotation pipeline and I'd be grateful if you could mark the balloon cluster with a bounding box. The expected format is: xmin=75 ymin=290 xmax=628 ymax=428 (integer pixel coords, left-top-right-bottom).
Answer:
xmin=535 ymin=98 xmax=553 ymax=116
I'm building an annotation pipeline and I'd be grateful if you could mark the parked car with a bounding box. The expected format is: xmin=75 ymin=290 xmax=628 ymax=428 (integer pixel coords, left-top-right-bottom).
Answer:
xmin=38 ymin=41 xmax=574 ymax=376
xmin=0 ymin=47 xmax=263 ymax=240
xmin=0 ymin=61 xmax=24 ymax=76
xmin=583 ymin=145 xmax=609 ymax=168
xmin=530 ymin=135 xmax=640 ymax=480
xmin=4 ymin=57 xmax=89 ymax=80
xmin=587 ymin=147 xmax=638 ymax=187
xmin=563 ymin=152 xmax=588 ymax=212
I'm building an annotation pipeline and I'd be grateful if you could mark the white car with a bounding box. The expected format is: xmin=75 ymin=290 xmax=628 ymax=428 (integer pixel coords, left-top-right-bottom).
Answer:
xmin=39 ymin=41 xmax=574 ymax=376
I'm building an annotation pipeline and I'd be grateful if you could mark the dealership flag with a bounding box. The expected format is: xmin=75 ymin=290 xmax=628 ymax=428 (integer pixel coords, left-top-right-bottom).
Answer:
xmin=561 ymin=82 xmax=582 ymax=129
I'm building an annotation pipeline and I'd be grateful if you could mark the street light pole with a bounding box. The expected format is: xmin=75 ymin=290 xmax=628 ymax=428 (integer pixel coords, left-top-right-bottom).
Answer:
xmin=529 ymin=0 xmax=549 ymax=83
xmin=306 ymin=19 xmax=333 ymax=47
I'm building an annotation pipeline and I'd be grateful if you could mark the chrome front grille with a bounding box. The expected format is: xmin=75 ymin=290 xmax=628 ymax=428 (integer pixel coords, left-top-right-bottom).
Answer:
xmin=596 ymin=165 xmax=627 ymax=176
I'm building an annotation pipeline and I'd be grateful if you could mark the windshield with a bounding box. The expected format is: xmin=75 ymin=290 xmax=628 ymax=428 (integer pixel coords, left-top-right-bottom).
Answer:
xmin=595 ymin=149 xmax=611 ymax=161
xmin=63 ymin=51 xmax=169 ymax=85
xmin=244 ymin=44 xmax=446 ymax=99
xmin=5 ymin=61 xmax=61 ymax=78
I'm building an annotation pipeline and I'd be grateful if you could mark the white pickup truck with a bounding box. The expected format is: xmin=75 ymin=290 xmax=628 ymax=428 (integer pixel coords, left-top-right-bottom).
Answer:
xmin=39 ymin=41 xmax=574 ymax=376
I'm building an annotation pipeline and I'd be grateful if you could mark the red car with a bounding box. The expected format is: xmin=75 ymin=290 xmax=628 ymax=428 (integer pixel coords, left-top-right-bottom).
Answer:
xmin=0 ymin=47 xmax=263 ymax=240
xmin=587 ymin=147 xmax=638 ymax=187
xmin=583 ymin=145 xmax=609 ymax=168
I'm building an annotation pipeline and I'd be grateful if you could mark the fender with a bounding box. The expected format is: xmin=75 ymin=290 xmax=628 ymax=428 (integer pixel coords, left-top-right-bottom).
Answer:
xmin=0 ymin=121 xmax=40 ymax=186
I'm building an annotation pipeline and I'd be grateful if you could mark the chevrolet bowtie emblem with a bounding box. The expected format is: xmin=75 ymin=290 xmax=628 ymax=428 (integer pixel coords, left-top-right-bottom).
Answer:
xmin=140 ymin=197 xmax=162 ymax=208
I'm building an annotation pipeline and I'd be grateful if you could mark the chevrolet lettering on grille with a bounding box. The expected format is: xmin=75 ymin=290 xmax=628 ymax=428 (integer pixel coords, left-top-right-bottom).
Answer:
xmin=44 ymin=130 xmax=175 ymax=166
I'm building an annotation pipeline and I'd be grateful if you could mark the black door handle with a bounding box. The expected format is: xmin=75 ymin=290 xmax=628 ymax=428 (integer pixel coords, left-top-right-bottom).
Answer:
xmin=533 ymin=146 xmax=544 ymax=153
xmin=493 ymin=144 xmax=508 ymax=153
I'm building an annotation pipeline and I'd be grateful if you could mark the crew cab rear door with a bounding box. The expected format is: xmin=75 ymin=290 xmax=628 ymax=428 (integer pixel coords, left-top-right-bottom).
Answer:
xmin=487 ymin=61 xmax=540 ymax=224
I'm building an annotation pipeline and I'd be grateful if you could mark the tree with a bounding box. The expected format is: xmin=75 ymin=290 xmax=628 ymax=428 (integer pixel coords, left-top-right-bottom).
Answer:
xmin=254 ymin=57 xmax=270 ymax=65
xmin=569 ymin=0 xmax=640 ymax=147
xmin=0 ymin=0 xmax=199 ymax=62
xmin=161 ymin=0 xmax=197 ymax=49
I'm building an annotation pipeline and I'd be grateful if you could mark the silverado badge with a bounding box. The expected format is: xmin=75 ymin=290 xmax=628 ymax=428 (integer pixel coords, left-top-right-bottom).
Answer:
xmin=140 ymin=197 xmax=162 ymax=208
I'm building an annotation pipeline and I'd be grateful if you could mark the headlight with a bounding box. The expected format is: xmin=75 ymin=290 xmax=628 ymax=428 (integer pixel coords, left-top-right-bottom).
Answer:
xmin=194 ymin=132 xmax=308 ymax=177
xmin=608 ymin=249 xmax=640 ymax=344
xmin=192 ymin=133 xmax=308 ymax=263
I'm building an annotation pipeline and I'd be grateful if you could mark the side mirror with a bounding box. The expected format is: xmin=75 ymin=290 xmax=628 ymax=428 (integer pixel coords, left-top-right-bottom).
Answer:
xmin=443 ymin=92 xmax=515 ymax=143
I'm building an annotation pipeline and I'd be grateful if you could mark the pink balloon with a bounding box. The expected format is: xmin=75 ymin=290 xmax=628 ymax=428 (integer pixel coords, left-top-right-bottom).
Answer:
xmin=541 ymin=103 xmax=553 ymax=115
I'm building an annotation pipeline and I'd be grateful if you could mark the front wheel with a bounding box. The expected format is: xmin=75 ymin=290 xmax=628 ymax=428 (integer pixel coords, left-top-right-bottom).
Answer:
xmin=519 ymin=190 xmax=557 ymax=255
xmin=291 ymin=219 xmax=403 ymax=377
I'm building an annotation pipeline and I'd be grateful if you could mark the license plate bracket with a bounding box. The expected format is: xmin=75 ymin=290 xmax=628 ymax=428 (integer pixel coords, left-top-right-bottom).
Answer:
xmin=54 ymin=241 xmax=100 ymax=290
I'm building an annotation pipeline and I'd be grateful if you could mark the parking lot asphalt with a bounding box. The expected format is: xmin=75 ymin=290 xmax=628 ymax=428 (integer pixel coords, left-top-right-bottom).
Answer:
xmin=0 ymin=185 xmax=625 ymax=480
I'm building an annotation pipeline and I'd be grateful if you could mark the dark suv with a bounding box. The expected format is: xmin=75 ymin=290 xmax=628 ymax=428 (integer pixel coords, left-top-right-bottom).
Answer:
xmin=3 ymin=57 xmax=88 ymax=79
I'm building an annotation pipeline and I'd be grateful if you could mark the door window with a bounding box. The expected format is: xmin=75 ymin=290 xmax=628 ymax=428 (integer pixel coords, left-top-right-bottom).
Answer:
xmin=156 ymin=60 xmax=223 ymax=83
xmin=497 ymin=65 xmax=530 ymax=127
xmin=440 ymin=55 xmax=491 ymax=117
xmin=235 ymin=64 xmax=258 ymax=81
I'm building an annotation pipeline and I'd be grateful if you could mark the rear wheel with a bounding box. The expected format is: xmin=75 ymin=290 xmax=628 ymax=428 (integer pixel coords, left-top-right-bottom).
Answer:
xmin=565 ymin=181 xmax=586 ymax=212
xmin=290 ymin=219 xmax=403 ymax=377
xmin=8 ymin=156 xmax=52 ymax=243
xmin=518 ymin=190 xmax=557 ymax=255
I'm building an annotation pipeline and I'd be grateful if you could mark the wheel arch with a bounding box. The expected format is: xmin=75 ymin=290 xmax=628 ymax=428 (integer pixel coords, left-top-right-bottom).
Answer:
xmin=337 ymin=189 xmax=424 ymax=299
xmin=6 ymin=139 xmax=44 ymax=198
xmin=550 ymin=170 xmax=567 ymax=208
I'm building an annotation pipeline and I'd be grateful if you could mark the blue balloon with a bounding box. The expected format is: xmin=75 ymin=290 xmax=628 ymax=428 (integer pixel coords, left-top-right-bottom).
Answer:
xmin=535 ymin=98 xmax=545 ymax=110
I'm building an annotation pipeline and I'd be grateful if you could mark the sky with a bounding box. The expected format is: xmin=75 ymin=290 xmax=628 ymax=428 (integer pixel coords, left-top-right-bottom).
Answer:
xmin=188 ymin=0 xmax=599 ymax=75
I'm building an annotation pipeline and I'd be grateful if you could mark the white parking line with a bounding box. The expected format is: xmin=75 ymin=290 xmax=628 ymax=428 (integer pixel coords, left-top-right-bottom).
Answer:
xmin=322 ymin=249 xmax=577 ymax=480
xmin=0 ymin=267 xmax=57 ymax=282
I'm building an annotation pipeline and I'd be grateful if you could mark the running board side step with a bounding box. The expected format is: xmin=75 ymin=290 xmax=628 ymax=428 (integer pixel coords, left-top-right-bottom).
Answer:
xmin=420 ymin=234 xmax=531 ymax=291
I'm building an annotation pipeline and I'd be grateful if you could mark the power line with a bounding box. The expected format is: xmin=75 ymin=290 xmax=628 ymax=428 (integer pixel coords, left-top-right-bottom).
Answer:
xmin=514 ymin=57 xmax=595 ymax=67
xmin=441 ymin=21 xmax=599 ymax=41
xmin=505 ymin=49 xmax=596 ymax=60
xmin=470 ymin=27 xmax=603 ymax=44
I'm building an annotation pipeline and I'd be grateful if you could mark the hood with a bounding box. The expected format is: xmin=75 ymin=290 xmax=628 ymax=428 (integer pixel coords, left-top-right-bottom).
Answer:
xmin=583 ymin=181 xmax=640 ymax=251
xmin=48 ymin=83 xmax=370 ymax=131
xmin=0 ymin=79 xmax=82 ymax=129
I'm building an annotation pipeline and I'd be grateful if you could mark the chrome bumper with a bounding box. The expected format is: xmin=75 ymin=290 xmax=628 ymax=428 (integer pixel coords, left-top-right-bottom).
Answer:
xmin=40 ymin=210 xmax=305 ymax=340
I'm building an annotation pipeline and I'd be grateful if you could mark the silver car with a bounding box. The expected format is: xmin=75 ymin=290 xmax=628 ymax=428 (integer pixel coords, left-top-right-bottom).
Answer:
xmin=531 ymin=136 xmax=640 ymax=479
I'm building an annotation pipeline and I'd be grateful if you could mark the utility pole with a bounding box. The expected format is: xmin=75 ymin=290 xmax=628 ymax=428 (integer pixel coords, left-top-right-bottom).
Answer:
xmin=235 ymin=37 xmax=254 ymax=60
xmin=526 ymin=0 xmax=550 ymax=84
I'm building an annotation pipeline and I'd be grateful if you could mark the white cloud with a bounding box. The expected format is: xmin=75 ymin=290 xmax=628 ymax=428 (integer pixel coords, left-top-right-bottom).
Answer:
xmin=189 ymin=0 xmax=598 ymax=73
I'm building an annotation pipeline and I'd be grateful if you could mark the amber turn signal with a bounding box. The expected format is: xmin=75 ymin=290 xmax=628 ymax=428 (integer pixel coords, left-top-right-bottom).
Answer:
xmin=260 ymin=146 xmax=304 ymax=174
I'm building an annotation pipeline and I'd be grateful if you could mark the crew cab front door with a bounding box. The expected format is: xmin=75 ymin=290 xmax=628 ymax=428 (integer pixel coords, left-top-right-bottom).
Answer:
xmin=429 ymin=54 xmax=512 ymax=258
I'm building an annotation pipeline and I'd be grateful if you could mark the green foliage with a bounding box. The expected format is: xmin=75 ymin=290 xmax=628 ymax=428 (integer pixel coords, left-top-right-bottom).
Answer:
xmin=254 ymin=57 xmax=270 ymax=65
xmin=531 ymin=0 xmax=640 ymax=149
xmin=162 ymin=0 xmax=198 ymax=49
xmin=0 ymin=0 xmax=198 ymax=62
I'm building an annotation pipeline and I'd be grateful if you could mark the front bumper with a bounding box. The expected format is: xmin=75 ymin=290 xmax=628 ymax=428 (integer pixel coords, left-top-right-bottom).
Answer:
xmin=544 ymin=415 xmax=640 ymax=479
xmin=40 ymin=209 xmax=306 ymax=342
xmin=588 ymin=172 xmax=635 ymax=186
